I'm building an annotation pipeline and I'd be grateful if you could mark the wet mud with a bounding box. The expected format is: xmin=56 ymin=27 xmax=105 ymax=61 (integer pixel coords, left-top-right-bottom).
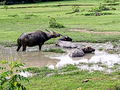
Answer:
xmin=0 ymin=42 xmax=120 ymax=72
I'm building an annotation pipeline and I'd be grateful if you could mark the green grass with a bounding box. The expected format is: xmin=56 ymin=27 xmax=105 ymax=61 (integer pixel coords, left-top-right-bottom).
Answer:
xmin=43 ymin=48 xmax=66 ymax=53
xmin=1 ymin=1 xmax=120 ymax=89
xmin=0 ymin=0 xmax=120 ymax=46
xmin=22 ymin=65 xmax=120 ymax=90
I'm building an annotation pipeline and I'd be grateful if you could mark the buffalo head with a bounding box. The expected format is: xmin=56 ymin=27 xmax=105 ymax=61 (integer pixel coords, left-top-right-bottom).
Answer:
xmin=59 ymin=34 xmax=72 ymax=41
xmin=82 ymin=46 xmax=95 ymax=53
xmin=45 ymin=29 xmax=60 ymax=38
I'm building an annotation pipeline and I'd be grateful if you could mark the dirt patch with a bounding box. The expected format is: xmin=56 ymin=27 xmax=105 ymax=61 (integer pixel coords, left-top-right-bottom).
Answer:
xmin=69 ymin=29 xmax=120 ymax=35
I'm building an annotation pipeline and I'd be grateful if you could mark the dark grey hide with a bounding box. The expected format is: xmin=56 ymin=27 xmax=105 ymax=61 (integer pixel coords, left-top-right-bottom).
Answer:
xmin=17 ymin=30 xmax=60 ymax=51
xmin=56 ymin=35 xmax=77 ymax=48
xmin=69 ymin=46 xmax=95 ymax=57
xmin=69 ymin=48 xmax=85 ymax=57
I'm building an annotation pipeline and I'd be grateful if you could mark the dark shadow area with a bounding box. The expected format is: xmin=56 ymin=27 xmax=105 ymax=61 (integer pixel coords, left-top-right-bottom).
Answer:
xmin=0 ymin=0 xmax=76 ymax=5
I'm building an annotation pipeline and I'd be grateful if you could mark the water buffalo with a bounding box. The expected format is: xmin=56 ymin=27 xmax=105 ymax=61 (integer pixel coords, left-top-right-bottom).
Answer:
xmin=17 ymin=29 xmax=60 ymax=51
xmin=69 ymin=46 xmax=95 ymax=57
xmin=56 ymin=34 xmax=77 ymax=48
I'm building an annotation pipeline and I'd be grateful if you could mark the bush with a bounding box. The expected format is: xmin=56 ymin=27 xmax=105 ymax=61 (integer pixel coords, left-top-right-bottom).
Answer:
xmin=103 ymin=0 xmax=119 ymax=3
xmin=0 ymin=59 xmax=29 ymax=90
xmin=72 ymin=5 xmax=79 ymax=12
xmin=89 ymin=3 xmax=116 ymax=12
xmin=49 ymin=18 xmax=65 ymax=28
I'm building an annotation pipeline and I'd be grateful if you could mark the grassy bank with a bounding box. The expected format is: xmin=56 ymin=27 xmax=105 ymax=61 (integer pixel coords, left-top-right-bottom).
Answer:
xmin=22 ymin=65 xmax=120 ymax=90
xmin=0 ymin=0 xmax=120 ymax=46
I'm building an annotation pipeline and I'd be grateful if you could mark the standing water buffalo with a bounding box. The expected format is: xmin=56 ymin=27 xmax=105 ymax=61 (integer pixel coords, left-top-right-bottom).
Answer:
xmin=56 ymin=34 xmax=77 ymax=48
xmin=17 ymin=29 xmax=60 ymax=51
xmin=69 ymin=46 xmax=95 ymax=57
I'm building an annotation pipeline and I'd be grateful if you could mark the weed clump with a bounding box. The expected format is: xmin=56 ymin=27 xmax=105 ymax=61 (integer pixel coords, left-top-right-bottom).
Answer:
xmin=0 ymin=59 xmax=29 ymax=90
xmin=43 ymin=48 xmax=65 ymax=53
xmin=103 ymin=0 xmax=119 ymax=3
xmin=72 ymin=5 xmax=79 ymax=12
xmin=89 ymin=3 xmax=116 ymax=12
xmin=8 ymin=14 xmax=19 ymax=17
xmin=49 ymin=18 xmax=65 ymax=28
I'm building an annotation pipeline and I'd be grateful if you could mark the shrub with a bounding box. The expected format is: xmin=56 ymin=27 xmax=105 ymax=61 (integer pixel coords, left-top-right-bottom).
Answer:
xmin=0 ymin=59 xmax=29 ymax=90
xmin=49 ymin=18 xmax=65 ymax=28
xmin=72 ymin=5 xmax=79 ymax=12
xmin=103 ymin=0 xmax=119 ymax=3
xmin=89 ymin=3 xmax=116 ymax=12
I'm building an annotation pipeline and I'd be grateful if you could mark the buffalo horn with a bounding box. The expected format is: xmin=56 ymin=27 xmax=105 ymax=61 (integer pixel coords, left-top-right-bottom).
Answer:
xmin=59 ymin=34 xmax=65 ymax=37
xmin=59 ymin=34 xmax=68 ymax=38
xmin=45 ymin=29 xmax=50 ymax=32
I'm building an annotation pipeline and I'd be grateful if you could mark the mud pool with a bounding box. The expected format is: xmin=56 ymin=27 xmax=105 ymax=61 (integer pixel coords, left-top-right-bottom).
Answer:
xmin=0 ymin=42 xmax=120 ymax=73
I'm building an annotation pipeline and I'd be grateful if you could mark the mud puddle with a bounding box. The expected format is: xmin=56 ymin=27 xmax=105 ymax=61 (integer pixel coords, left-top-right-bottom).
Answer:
xmin=0 ymin=42 xmax=120 ymax=73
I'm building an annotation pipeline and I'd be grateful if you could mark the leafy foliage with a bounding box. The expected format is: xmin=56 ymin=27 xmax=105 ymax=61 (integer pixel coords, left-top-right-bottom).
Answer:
xmin=103 ymin=0 xmax=119 ymax=3
xmin=89 ymin=3 xmax=116 ymax=12
xmin=0 ymin=60 xmax=29 ymax=90
xmin=72 ymin=5 xmax=79 ymax=12
xmin=49 ymin=18 xmax=65 ymax=28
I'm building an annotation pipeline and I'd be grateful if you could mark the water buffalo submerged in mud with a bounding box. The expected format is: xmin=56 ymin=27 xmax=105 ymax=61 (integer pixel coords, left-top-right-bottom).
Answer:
xmin=56 ymin=34 xmax=77 ymax=48
xmin=17 ymin=29 xmax=60 ymax=51
xmin=69 ymin=46 xmax=95 ymax=57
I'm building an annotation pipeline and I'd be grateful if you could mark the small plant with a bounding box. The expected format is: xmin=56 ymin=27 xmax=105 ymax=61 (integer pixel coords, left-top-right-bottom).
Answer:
xmin=8 ymin=14 xmax=19 ymax=17
xmin=88 ymin=63 xmax=93 ymax=67
xmin=0 ymin=0 xmax=8 ymax=11
xmin=103 ymin=0 xmax=119 ymax=3
xmin=89 ymin=3 xmax=116 ymax=12
xmin=98 ymin=47 xmax=103 ymax=51
xmin=49 ymin=18 xmax=65 ymax=28
xmin=0 ymin=0 xmax=6 ymax=5
xmin=111 ymin=42 xmax=117 ymax=48
xmin=72 ymin=5 xmax=79 ymax=12
xmin=24 ymin=14 xmax=37 ymax=19
xmin=43 ymin=48 xmax=65 ymax=53
xmin=0 ymin=59 xmax=29 ymax=90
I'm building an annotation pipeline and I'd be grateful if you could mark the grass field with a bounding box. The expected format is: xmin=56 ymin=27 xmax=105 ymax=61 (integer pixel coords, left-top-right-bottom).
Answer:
xmin=22 ymin=65 xmax=120 ymax=90
xmin=0 ymin=0 xmax=120 ymax=46
xmin=1 ymin=0 xmax=120 ymax=89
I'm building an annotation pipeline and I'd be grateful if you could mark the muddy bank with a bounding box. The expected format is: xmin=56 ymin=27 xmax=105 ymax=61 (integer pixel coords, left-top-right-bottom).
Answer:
xmin=0 ymin=42 xmax=120 ymax=72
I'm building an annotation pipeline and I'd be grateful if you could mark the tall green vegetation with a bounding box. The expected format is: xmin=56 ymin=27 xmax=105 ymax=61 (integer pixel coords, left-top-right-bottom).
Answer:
xmin=49 ymin=18 xmax=65 ymax=28
xmin=0 ymin=0 xmax=62 ymax=4
xmin=0 ymin=59 xmax=29 ymax=90
xmin=104 ymin=0 xmax=119 ymax=3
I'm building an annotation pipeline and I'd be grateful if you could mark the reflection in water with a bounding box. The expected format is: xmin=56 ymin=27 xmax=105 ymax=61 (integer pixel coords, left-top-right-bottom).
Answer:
xmin=0 ymin=42 xmax=120 ymax=72
xmin=0 ymin=45 xmax=60 ymax=68
xmin=17 ymin=52 xmax=60 ymax=68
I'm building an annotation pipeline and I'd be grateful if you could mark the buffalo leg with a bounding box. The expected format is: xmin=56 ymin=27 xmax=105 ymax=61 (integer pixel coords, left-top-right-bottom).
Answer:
xmin=17 ymin=45 xmax=21 ymax=51
xmin=22 ymin=45 xmax=26 ymax=51
xmin=39 ymin=45 xmax=42 ymax=51
xmin=39 ymin=43 xmax=43 ymax=51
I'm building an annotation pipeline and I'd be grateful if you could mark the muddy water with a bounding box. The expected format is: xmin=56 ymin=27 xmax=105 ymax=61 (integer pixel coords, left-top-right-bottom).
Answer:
xmin=0 ymin=42 xmax=120 ymax=72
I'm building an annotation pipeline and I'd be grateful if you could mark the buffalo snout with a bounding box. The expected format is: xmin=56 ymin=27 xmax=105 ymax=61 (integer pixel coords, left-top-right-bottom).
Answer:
xmin=82 ymin=46 xmax=95 ymax=53
xmin=66 ymin=37 xmax=72 ymax=41
xmin=50 ymin=31 xmax=60 ymax=38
